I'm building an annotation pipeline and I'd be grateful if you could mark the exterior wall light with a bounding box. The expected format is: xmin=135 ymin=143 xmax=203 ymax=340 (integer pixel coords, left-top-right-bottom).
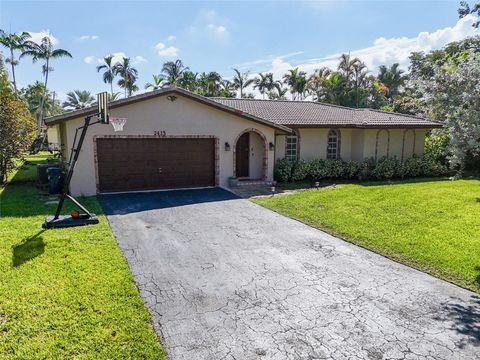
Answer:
xmin=225 ymin=142 xmax=231 ymax=151
xmin=269 ymin=142 xmax=275 ymax=151
xmin=166 ymin=95 xmax=177 ymax=102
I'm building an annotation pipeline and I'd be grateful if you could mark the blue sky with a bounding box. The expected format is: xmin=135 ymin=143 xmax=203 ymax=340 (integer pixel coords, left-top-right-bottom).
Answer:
xmin=1 ymin=1 xmax=478 ymax=100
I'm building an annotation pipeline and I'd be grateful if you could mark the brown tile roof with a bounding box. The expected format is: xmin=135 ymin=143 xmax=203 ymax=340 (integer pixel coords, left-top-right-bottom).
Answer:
xmin=44 ymin=86 xmax=441 ymax=130
xmin=211 ymin=98 xmax=442 ymax=128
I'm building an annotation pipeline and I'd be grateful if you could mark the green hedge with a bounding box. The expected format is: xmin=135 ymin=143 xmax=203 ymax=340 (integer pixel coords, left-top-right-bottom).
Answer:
xmin=274 ymin=156 xmax=449 ymax=183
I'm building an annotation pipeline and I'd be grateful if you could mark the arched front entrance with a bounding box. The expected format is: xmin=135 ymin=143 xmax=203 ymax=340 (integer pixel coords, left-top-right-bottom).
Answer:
xmin=234 ymin=129 xmax=268 ymax=180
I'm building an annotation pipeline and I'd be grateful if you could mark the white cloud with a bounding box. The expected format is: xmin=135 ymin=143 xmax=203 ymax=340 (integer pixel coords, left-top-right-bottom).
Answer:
xmin=79 ymin=35 xmax=99 ymax=41
xmin=249 ymin=15 xmax=480 ymax=80
xmin=206 ymin=23 xmax=228 ymax=36
xmin=84 ymin=52 xmax=148 ymax=65
xmin=132 ymin=55 xmax=147 ymax=64
xmin=188 ymin=10 xmax=231 ymax=40
xmin=155 ymin=42 xmax=179 ymax=57
xmin=26 ymin=30 xmax=58 ymax=45
xmin=84 ymin=55 xmax=97 ymax=64
xmin=167 ymin=35 xmax=176 ymax=41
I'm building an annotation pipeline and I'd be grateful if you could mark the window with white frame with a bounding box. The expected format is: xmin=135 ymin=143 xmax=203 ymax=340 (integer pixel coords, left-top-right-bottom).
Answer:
xmin=327 ymin=129 xmax=339 ymax=159
xmin=285 ymin=132 xmax=298 ymax=161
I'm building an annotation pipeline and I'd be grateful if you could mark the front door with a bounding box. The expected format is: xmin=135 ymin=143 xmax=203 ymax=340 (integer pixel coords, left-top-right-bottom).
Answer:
xmin=235 ymin=133 xmax=249 ymax=178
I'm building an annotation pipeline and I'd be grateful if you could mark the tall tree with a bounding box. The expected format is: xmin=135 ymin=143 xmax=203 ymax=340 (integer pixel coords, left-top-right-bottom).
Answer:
xmin=145 ymin=74 xmax=165 ymax=90
xmin=338 ymin=53 xmax=360 ymax=82
xmin=0 ymin=30 xmax=31 ymax=95
xmin=232 ymin=68 xmax=254 ymax=98
xmin=283 ymin=68 xmax=307 ymax=100
xmin=458 ymin=1 xmax=480 ymax=27
xmin=417 ymin=52 xmax=480 ymax=173
xmin=96 ymin=55 xmax=116 ymax=95
xmin=0 ymin=61 xmax=36 ymax=182
xmin=198 ymin=71 xmax=222 ymax=96
xmin=219 ymin=79 xmax=236 ymax=97
xmin=161 ymin=59 xmax=188 ymax=85
xmin=308 ymin=67 xmax=331 ymax=101
xmin=19 ymin=81 xmax=62 ymax=116
xmin=177 ymin=70 xmax=198 ymax=91
xmin=254 ymin=72 xmax=275 ymax=99
xmin=114 ymin=57 xmax=138 ymax=97
xmin=20 ymin=35 xmax=72 ymax=125
xmin=62 ymin=90 xmax=95 ymax=110
xmin=377 ymin=63 xmax=407 ymax=99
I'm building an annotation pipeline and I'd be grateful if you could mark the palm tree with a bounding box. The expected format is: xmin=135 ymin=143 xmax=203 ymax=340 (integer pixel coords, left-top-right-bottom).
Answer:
xmin=254 ymin=72 xmax=275 ymax=99
xmin=21 ymin=35 xmax=72 ymax=124
xmin=321 ymin=72 xmax=346 ymax=105
xmin=308 ymin=67 xmax=331 ymax=101
xmin=198 ymin=71 xmax=222 ymax=96
xmin=378 ymin=63 xmax=407 ymax=99
xmin=108 ymin=92 xmax=122 ymax=102
xmin=145 ymin=74 xmax=165 ymax=90
xmin=114 ymin=57 xmax=138 ymax=97
xmin=219 ymin=79 xmax=236 ymax=97
xmin=178 ymin=70 xmax=198 ymax=92
xmin=62 ymin=90 xmax=95 ymax=110
xmin=232 ymin=68 xmax=254 ymax=98
xmin=283 ymin=68 xmax=308 ymax=100
xmin=161 ymin=59 xmax=188 ymax=85
xmin=96 ymin=55 xmax=116 ymax=95
xmin=338 ymin=53 xmax=360 ymax=82
xmin=352 ymin=60 xmax=368 ymax=107
xmin=268 ymin=84 xmax=288 ymax=100
xmin=0 ymin=30 xmax=31 ymax=94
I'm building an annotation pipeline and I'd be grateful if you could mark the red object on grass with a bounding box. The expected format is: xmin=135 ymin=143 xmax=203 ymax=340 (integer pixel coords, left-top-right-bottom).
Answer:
xmin=71 ymin=210 xmax=80 ymax=218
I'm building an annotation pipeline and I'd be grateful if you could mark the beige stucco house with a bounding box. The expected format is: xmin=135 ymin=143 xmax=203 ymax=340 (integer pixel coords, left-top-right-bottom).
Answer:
xmin=45 ymin=87 xmax=441 ymax=197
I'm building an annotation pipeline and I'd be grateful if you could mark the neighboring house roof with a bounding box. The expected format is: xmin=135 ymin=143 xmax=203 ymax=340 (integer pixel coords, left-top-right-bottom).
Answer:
xmin=211 ymin=98 xmax=442 ymax=129
xmin=45 ymin=86 xmax=441 ymax=130
xmin=44 ymin=87 xmax=291 ymax=133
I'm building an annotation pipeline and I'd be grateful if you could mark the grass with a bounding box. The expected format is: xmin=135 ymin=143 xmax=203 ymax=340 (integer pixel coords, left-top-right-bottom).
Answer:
xmin=0 ymin=154 xmax=165 ymax=359
xmin=254 ymin=178 xmax=480 ymax=293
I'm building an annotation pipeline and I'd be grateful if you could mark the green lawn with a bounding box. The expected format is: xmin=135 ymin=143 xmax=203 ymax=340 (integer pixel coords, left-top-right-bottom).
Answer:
xmin=254 ymin=178 xmax=480 ymax=293
xmin=0 ymin=154 xmax=165 ymax=359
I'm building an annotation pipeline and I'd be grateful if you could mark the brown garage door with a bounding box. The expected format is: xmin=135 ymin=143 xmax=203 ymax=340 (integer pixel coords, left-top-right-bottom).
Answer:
xmin=96 ymin=138 xmax=215 ymax=192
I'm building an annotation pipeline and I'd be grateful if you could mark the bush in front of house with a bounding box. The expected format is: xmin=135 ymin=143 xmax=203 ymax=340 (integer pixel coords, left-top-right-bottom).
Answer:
xmin=274 ymin=155 xmax=449 ymax=183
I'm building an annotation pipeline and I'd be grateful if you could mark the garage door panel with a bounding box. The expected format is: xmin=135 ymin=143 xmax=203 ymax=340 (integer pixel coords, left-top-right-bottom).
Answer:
xmin=96 ymin=138 xmax=215 ymax=192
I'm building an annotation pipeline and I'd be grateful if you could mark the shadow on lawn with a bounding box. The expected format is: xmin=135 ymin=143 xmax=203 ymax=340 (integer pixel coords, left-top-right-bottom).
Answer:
xmin=12 ymin=230 xmax=45 ymax=267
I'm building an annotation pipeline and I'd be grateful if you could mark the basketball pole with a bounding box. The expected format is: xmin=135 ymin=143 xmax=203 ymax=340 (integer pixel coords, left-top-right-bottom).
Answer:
xmin=43 ymin=92 xmax=109 ymax=229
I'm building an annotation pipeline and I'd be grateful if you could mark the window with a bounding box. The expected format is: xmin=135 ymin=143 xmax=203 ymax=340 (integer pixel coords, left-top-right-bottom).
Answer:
xmin=285 ymin=132 xmax=298 ymax=161
xmin=327 ymin=129 xmax=339 ymax=159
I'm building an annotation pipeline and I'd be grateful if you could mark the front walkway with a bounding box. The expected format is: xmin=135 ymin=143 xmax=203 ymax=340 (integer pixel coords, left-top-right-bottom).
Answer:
xmin=100 ymin=188 xmax=480 ymax=360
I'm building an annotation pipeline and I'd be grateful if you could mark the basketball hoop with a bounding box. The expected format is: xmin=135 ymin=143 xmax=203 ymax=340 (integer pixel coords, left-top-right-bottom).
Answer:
xmin=109 ymin=117 xmax=127 ymax=132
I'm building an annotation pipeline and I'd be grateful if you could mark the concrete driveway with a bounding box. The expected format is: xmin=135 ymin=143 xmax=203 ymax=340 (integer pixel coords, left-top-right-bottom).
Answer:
xmin=100 ymin=188 xmax=480 ymax=360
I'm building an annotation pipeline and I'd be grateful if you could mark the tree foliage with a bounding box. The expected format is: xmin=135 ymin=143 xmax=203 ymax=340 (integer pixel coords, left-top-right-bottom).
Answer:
xmin=416 ymin=52 xmax=480 ymax=172
xmin=0 ymin=63 xmax=36 ymax=182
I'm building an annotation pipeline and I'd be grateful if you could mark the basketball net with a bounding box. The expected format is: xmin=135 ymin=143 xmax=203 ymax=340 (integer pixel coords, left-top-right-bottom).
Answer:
xmin=109 ymin=117 xmax=127 ymax=132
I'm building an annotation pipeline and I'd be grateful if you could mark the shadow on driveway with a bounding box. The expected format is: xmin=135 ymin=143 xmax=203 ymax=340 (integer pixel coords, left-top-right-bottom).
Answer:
xmin=99 ymin=187 xmax=239 ymax=216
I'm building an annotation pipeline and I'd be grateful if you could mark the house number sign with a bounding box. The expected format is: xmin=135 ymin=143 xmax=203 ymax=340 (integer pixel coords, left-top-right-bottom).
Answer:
xmin=154 ymin=130 xmax=166 ymax=137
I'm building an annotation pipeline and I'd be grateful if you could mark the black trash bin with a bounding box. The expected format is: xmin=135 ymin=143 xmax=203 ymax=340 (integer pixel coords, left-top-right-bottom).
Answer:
xmin=37 ymin=164 xmax=51 ymax=184
xmin=47 ymin=167 xmax=64 ymax=195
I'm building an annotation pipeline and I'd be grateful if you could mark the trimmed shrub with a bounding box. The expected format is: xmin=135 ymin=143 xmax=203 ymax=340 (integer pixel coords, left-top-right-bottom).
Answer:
xmin=291 ymin=160 xmax=309 ymax=182
xmin=344 ymin=161 xmax=361 ymax=179
xmin=358 ymin=158 xmax=376 ymax=180
xmin=273 ymin=155 xmax=447 ymax=183
xmin=274 ymin=158 xmax=293 ymax=182
xmin=373 ymin=157 xmax=400 ymax=179
xmin=307 ymin=159 xmax=327 ymax=180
